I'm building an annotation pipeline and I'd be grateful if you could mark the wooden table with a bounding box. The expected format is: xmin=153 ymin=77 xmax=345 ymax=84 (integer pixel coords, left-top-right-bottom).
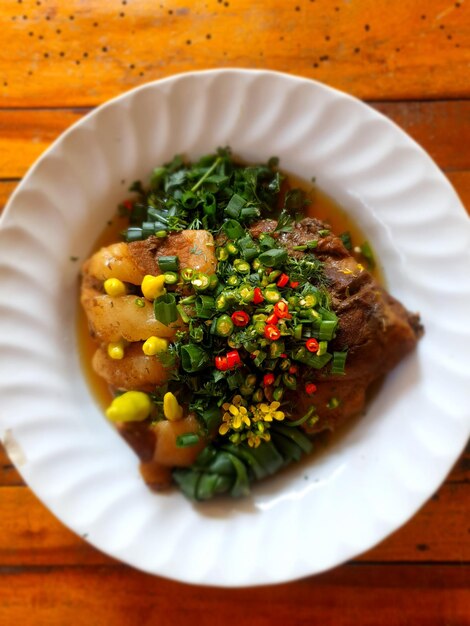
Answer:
xmin=1 ymin=2 xmax=469 ymax=624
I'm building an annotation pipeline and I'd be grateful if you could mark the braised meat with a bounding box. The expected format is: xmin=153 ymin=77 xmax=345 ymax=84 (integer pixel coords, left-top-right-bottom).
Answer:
xmin=249 ymin=218 xmax=423 ymax=433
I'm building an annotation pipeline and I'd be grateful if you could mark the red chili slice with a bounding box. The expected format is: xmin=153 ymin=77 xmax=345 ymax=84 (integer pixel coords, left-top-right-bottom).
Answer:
xmin=305 ymin=382 xmax=317 ymax=395
xmin=226 ymin=350 xmax=242 ymax=368
xmin=266 ymin=313 xmax=279 ymax=325
xmin=274 ymin=301 xmax=290 ymax=319
xmin=231 ymin=311 xmax=250 ymax=327
xmin=289 ymin=365 xmax=298 ymax=375
xmin=263 ymin=373 xmax=275 ymax=386
xmin=276 ymin=273 xmax=289 ymax=288
xmin=306 ymin=338 xmax=320 ymax=353
xmin=253 ymin=287 xmax=264 ymax=305
xmin=264 ymin=325 xmax=281 ymax=341
xmin=123 ymin=199 xmax=134 ymax=211
xmin=289 ymin=281 xmax=299 ymax=288
xmin=215 ymin=356 xmax=229 ymax=371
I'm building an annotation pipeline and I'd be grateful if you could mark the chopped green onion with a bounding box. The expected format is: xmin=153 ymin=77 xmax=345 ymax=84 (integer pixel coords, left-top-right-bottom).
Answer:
xmin=225 ymin=193 xmax=246 ymax=219
xmin=155 ymin=230 xmax=168 ymax=238
xmin=125 ymin=227 xmax=143 ymax=242
xmin=180 ymin=295 xmax=197 ymax=305
xmin=253 ymin=351 xmax=267 ymax=367
xmin=238 ymin=235 xmax=259 ymax=261
xmin=340 ymin=231 xmax=352 ymax=250
xmin=227 ymin=371 xmax=244 ymax=390
xmin=158 ymin=255 xmax=179 ymax=272
xmin=240 ymin=206 xmax=260 ymax=220
xmin=270 ymin=341 xmax=285 ymax=359
xmin=208 ymin=275 xmax=219 ymax=291
xmin=195 ymin=295 xmax=215 ymax=319
xmin=319 ymin=320 xmax=337 ymax=341
xmin=331 ymin=351 xmax=348 ymax=375
xmin=316 ymin=341 xmax=328 ymax=356
xmin=142 ymin=221 xmax=156 ymax=237
xmin=134 ymin=298 xmax=145 ymax=308
xmin=176 ymin=433 xmax=200 ymax=448
xmin=180 ymin=344 xmax=210 ymax=372
xmin=273 ymin=387 xmax=284 ymax=401
xmin=318 ymin=229 xmax=330 ymax=237
xmin=258 ymin=248 xmax=288 ymax=268
xmin=153 ymin=293 xmax=178 ymax=325
xmin=176 ymin=304 xmax=190 ymax=323
xmin=360 ymin=241 xmax=376 ymax=269
xmin=226 ymin=275 xmax=239 ymax=286
xmin=222 ymin=219 xmax=244 ymax=240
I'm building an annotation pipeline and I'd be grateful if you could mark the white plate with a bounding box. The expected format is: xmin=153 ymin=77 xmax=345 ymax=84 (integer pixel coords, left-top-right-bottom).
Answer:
xmin=0 ymin=69 xmax=469 ymax=587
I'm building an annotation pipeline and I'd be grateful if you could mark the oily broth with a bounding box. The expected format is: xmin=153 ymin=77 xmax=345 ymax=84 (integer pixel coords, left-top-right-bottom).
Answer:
xmin=77 ymin=216 xmax=129 ymax=409
xmin=78 ymin=179 xmax=380 ymax=411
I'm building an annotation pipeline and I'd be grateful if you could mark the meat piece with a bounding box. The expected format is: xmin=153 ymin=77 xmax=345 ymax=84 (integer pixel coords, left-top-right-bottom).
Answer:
xmin=250 ymin=218 xmax=423 ymax=433
xmin=81 ymin=285 xmax=182 ymax=343
xmin=82 ymin=242 xmax=147 ymax=285
xmin=128 ymin=230 xmax=217 ymax=277
xmin=92 ymin=342 xmax=171 ymax=391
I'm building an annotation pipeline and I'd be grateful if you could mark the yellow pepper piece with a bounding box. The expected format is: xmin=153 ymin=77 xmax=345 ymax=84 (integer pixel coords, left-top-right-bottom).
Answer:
xmin=142 ymin=336 xmax=169 ymax=356
xmin=107 ymin=341 xmax=125 ymax=360
xmin=163 ymin=392 xmax=183 ymax=421
xmin=141 ymin=274 xmax=166 ymax=300
xmin=106 ymin=391 xmax=152 ymax=423
xmin=103 ymin=278 xmax=127 ymax=297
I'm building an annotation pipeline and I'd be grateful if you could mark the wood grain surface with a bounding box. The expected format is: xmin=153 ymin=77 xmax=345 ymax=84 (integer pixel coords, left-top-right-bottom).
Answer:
xmin=0 ymin=1 xmax=469 ymax=624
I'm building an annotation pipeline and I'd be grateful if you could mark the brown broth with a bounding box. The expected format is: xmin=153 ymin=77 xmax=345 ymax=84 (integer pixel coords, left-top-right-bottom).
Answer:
xmin=77 ymin=180 xmax=379 ymax=411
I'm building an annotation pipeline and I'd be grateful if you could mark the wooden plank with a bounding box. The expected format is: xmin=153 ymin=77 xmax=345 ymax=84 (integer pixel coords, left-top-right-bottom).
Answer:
xmin=1 ymin=1 xmax=469 ymax=106
xmin=448 ymin=171 xmax=470 ymax=213
xmin=0 ymin=110 xmax=84 ymax=179
xmin=0 ymin=564 xmax=468 ymax=626
xmin=1 ymin=102 xmax=470 ymax=180
xmin=0 ymin=479 xmax=468 ymax=567
xmin=374 ymin=101 xmax=470 ymax=173
xmin=0 ymin=181 xmax=17 ymax=212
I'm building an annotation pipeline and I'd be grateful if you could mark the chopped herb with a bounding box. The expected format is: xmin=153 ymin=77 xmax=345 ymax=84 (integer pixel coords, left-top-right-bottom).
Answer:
xmin=359 ymin=241 xmax=376 ymax=269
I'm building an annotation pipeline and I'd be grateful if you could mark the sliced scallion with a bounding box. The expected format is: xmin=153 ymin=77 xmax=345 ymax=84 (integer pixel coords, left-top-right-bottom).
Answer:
xmin=195 ymin=295 xmax=215 ymax=319
xmin=153 ymin=293 xmax=178 ymax=325
xmin=331 ymin=351 xmax=348 ymax=375
xmin=158 ymin=255 xmax=179 ymax=272
xmin=176 ymin=433 xmax=200 ymax=448
xmin=222 ymin=219 xmax=244 ymax=240
xmin=319 ymin=319 xmax=337 ymax=341
xmin=225 ymin=193 xmax=246 ymax=219
xmin=258 ymin=248 xmax=288 ymax=268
